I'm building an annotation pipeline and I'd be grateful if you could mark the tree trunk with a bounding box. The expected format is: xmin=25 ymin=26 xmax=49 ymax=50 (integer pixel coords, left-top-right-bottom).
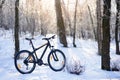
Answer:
xmin=0 ymin=7 xmax=2 ymax=28
xmin=67 ymin=0 xmax=72 ymax=36
xmin=73 ymin=0 xmax=78 ymax=47
xmin=61 ymin=0 xmax=72 ymax=36
xmin=96 ymin=0 xmax=102 ymax=55
xmin=14 ymin=0 xmax=20 ymax=57
xmin=101 ymin=0 xmax=111 ymax=71
xmin=0 ymin=0 xmax=6 ymax=28
xmin=55 ymin=0 xmax=68 ymax=47
xmin=87 ymin=5 xmax=95 ymax=39
xmin=115 ymin=0 xmax=120 ymax=54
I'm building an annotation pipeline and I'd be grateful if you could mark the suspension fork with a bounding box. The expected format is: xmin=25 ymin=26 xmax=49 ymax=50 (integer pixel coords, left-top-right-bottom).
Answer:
xmin=48 ymin=41 xmax=59 ymax=61
xmin=51 ymin=50 xmax=59 ymax=61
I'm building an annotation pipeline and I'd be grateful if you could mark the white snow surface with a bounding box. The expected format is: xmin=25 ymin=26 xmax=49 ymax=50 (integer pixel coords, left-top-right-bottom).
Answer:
xmin=0 ymin=29 xmax=120 ymax=80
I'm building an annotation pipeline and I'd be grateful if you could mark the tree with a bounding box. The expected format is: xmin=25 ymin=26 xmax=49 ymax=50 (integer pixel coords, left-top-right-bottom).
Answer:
xmin=0 ymin=0 xmax=6 ymax=28
xmin=73 ymin=0 xmax=78 ymax=47
xmin=115 ymin=0 xmax=120 ymax=54
xmin=55 ymin=0 xmax=68 ymax=47
xmin=87 ymin=4 xmax=96 ymax=39
xmin=101 ymin=0 xmax=111 ymax=71
xmin=14 ymin=0 xmax=20 ymax=57
xmin=96 ymin=0 xmax=102 ymax=55
xmin=61 ymin=0 xmax=72 ymax=36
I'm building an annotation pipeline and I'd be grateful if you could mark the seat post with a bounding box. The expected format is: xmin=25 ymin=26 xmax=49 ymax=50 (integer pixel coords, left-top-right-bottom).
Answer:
xmin=30 ymin=40 xmax=35 ymax=51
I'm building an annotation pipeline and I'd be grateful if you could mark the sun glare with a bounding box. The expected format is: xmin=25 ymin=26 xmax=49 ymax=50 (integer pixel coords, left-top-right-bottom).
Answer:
xmin=79 ymin=0 xmax=86 ymax=5
xmin=64 ymin=0 xmax=86 ymax=5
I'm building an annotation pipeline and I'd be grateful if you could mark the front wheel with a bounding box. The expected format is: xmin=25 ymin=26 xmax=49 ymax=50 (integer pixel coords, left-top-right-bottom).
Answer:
xmin=14 ymin=50 xmax=36 ymax=74
xmin=48 ymin=49 xmax=66 ymax=71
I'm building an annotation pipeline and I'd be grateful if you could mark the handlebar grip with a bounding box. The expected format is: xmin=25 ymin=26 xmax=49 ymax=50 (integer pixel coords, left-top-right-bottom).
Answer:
xmin=42 ymin=38 xmax=48 ymax=40
xmin=25 ymin=38 xmax=29 ymax=40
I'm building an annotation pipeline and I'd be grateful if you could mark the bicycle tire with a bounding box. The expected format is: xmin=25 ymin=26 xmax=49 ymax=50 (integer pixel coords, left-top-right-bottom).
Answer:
xmin=14 ymin=50 xmax=36 ymax=74
xmin=48 ymin=49 xmax=66 ymax=71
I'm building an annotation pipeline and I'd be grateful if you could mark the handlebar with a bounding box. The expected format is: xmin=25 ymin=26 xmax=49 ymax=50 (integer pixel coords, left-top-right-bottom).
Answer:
xmin=25 ymin=35 xmax=55 ymax=42
xmin=42 ymin=35 xmax=55 ymax=41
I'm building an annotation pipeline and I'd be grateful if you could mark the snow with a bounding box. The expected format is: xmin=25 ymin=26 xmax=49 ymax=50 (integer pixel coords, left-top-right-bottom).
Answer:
xmin=0 ymin=29 xmax=120 ymax=80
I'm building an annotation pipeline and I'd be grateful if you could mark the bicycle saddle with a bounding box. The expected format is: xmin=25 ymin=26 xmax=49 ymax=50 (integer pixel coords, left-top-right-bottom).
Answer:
xmin=25 ymin=38 xmax=34 ymax=41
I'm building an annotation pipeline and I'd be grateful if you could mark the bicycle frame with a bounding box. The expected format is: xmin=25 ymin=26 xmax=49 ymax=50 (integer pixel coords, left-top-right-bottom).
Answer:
xmin=30 ymin=39 xmax=53 ymax=62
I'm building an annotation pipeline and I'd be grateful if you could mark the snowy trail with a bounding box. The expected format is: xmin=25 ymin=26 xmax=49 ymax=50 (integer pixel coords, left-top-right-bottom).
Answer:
xmin=66 ymin=38 xmax=120 ymax=79
xmin=0 ymin=31 xmax=120 ymax=80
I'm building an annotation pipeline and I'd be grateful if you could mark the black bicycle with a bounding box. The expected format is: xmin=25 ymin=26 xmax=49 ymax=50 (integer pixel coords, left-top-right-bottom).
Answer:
xmin=14 ymin=35 xmax=66 ymax=74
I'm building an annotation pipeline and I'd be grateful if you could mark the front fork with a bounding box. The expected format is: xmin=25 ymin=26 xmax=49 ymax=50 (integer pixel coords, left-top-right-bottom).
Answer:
xmin=51 ymin=49 xmax=59 ymax=61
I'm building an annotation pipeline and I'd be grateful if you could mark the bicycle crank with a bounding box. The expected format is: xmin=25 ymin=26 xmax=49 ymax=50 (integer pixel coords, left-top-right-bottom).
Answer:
xmin=38 ymin=59 xmax=43 ymax=66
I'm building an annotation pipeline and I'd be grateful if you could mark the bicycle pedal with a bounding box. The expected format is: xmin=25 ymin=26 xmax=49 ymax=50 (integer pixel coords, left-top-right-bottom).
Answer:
xmin=43 ymin=63 xmax=48 ymax=66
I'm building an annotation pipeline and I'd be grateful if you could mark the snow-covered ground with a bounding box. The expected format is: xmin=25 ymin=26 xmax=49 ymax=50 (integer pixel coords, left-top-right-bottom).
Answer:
xmin=0 ymin=29 xmax=120 ymax=80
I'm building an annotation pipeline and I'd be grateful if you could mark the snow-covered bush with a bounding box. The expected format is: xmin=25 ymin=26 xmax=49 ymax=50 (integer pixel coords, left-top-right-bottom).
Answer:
xmin=66 ymin=55 xmax=85 ymax=75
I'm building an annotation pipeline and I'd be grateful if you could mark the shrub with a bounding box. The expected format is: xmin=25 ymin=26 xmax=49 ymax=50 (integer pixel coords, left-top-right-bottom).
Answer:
xmin=66 ymin=55 xmax=85 ymax=75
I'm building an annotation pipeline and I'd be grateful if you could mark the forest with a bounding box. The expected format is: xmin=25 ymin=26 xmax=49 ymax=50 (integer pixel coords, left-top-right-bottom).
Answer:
xmin=0 ymin=0 xmax=120 ymax=79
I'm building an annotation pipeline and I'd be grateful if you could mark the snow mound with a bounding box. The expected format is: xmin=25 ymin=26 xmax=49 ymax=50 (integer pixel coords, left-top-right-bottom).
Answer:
xmin=66 ymin=54 xmax=85 ymax=75
xmin=111 ymin=56 xmax=120 ymax=71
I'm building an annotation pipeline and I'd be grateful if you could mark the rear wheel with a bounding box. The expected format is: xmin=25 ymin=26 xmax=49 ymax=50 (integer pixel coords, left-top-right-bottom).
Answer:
xmin=14 ymin=50 xmax=36 ymax=74
xmin=48 ymin=49 xmax=66 ymax=71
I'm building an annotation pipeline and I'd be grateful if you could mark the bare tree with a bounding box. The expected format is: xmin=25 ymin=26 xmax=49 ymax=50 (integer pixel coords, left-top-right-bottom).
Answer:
xmin=14 ymin=0 xmax=20 ymax=57
xmin=0 ymin=0 xmax=6 ymax=28
xmin=87 ymin=5 xmax=96 ymax=39
xmin=73 ymin=0 xmax=78 ymax=47
xmin=115 ymin=0 xmax=120 ymax=54
xmin=55 ymin=0 xmax=68 ymax=47
xmin=101 ymin=0 xmax=111 ymax=71
xmin=39 ymin=11 xmax=49 ymax=36
xmin=96 ymin=0 xmax=103 ymax=55
xmin=61 ymin=0 xmax=72 ymax=36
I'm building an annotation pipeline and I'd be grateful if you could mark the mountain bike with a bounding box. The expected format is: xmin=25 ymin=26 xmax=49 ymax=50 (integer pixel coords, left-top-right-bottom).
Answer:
xmin=14 ymin=35 xmax=66 ymax=74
